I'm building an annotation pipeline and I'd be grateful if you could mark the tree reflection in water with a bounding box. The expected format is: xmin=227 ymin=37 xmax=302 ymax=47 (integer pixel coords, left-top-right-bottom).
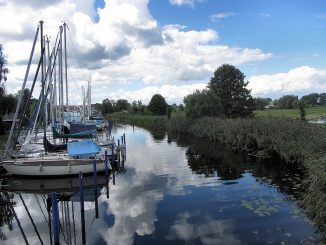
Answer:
xmin=0 ymin=191 xmax=14 ymax=240
xmin=169 ymin=133 xmax=306 ymax=197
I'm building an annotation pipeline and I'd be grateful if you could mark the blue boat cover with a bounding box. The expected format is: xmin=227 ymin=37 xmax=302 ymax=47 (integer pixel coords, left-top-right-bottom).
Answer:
xmin=67 ymin=140 xmax=101 ymax=157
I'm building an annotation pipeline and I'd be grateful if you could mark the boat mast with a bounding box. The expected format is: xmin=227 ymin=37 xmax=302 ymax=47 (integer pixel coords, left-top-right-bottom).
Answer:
xmin=87 ymin=80 xmax=91 ymax=118
xmin=59 ymin=25 xmax=64 ymax=126
xmin=3 ymin=25 xmax=39 ymax=159
xmin=47 ymin=36 xmax=55 ymax=126
xmin=40 ymin=20 xmax=47 ymax=154
xmin=63 ymin=22 xmax=68 ymax=106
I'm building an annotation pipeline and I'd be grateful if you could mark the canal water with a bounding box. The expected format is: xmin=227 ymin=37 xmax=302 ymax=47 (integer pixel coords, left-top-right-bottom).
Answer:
xmin=0 ymin=124 xmax=322 ymax=244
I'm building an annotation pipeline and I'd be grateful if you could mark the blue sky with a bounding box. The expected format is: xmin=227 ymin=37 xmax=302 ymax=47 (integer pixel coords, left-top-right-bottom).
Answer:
xmin=1 ymin=0 xmax=326 ymax=103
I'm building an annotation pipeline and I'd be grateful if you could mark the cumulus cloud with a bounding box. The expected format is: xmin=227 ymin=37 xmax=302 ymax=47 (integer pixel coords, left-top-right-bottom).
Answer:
xmin=248 ymin=66 xmax=326 ymax=96
xmin=1 ymin=0 xmax=273 ymax=104
xmin=210 ymin=12 xmax=235 ymax=22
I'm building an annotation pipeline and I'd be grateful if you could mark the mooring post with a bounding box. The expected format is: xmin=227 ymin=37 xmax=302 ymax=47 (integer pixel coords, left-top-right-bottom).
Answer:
xmin=121 ymin=136 xmax=123 ymax=145
xmin=111 ymin=144 xmax=115 ymax=167
xmin=93 ymin=160 xmax=99 ymax=219
xmin=104 ymin=150 xmax=109 ymax=198
xmin=111 ymin=144 xmax=115 ymax=185
xmin=123 ymin=133 xmax=126 ymax=145
xmin=104 ymin=150 xmax=109 ymax=177
xmin=79 ymin=172 xmax=86 ymax=244
xmin=117 ymin=139 xmax=121 ymax=166
xmin=51 ymin=192 xmax=59 ymax=245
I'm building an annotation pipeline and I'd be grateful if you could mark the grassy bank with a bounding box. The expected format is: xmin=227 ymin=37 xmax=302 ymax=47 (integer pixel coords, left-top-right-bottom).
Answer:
xmin=111 ymin=112 xmax=326 ymax=237
xmin=255 ymin=105 xmax=326 ymax=119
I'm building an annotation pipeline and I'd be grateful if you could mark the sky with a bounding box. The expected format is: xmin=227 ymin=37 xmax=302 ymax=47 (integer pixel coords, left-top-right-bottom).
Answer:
xmin=0 ymin=0 xmax=326 ymax=104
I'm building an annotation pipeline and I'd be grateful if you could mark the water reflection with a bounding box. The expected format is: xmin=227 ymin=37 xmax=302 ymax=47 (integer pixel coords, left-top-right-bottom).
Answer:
xmin=0 ymin=125 xmax=322 ymax=244
xmin=166 ymin=212 xmax=241 ymax=245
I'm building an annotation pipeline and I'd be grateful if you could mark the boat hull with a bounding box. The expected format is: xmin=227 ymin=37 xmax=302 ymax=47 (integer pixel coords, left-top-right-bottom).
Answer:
xmin=2 ymin=158 xmax=107 ymax=177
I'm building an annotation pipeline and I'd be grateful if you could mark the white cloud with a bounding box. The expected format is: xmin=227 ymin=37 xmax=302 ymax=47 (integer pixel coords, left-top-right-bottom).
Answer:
xmin=1 ymin=0 xmax=273 ymax=104
xmin=248 ymin=66 xmax=326 ymax=96
xmin=210 ymin=12 xmax=235 ymax=22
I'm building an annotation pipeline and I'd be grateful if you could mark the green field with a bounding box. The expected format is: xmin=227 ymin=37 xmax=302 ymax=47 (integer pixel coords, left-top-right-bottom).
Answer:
xmin=254 ymin=106 xmax=326 ymax=119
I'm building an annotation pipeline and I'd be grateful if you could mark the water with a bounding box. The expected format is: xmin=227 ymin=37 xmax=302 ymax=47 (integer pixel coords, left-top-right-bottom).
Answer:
xmin=0 ymin=125 xmax=321 ymax=244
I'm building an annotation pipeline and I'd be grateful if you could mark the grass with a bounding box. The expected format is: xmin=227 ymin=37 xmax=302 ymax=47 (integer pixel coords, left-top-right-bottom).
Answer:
xmin=255 ymin=105 xmax=326 ymax=120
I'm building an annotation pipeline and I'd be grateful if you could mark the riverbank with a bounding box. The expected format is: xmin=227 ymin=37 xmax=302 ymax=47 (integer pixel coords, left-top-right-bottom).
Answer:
xmin=110 ymin=112 xmax=326 ymax=238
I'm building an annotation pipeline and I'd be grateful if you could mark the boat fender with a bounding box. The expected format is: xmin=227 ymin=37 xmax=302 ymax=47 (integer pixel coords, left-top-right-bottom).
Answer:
xmin=39 ymin=163 xmax=43 ymax=172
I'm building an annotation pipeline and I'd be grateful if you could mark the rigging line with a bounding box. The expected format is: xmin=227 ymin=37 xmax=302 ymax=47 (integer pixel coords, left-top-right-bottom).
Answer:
xmin=66 ymin=31 xmax=90 ymax=81
xmin=59 ymin=202 xmax=69 ymax=244
xmin=67 ymin=68 xmax=84 ymax=103
xmin=19 ymin=193 xmax=44 ymax=244
xmin=10 ymin=202 xmax=29 ymax=245
xmin=71 ymin=200 xmax=77 ymax=245
xmin=66 ymin=201 xmax=72 ymax=245
xmin=34 ymin=194 xmax=48 ymax=222
xmin=66 ymin=56 xmax=86 ymax=91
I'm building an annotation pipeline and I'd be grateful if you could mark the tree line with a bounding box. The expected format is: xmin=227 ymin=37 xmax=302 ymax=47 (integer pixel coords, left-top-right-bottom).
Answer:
xmin=100 ymin=63 xmax=326 ymax=119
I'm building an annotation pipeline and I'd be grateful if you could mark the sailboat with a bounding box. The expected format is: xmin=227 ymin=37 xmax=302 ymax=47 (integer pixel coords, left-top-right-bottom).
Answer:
xmin=1 ymin=21 xmax=125 ymax=177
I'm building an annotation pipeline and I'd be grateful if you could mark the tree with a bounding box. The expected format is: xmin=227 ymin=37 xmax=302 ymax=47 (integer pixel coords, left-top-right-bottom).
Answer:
xmin=275 ymin=95 xmax=299 ymax=109
xmin=184 ymin=89 xmax=223 ymax=119
xmin=254 ymin=97 xmax=272 ymax=110
xmin=299 ymin=101 xmax=306 ymax=121
xmin=300 ymin=93 xmax=319 ymax=106
xmin=148 ymin=94 xmax=167 ymax=115
xmin=208 ymin=64 xmax=254 ymax=118
xmin=101 ymin=98 xmax=113 ymax=115
xmin=115 ymin=99 xmax=129 ymax=112
xmin=0 ymin=44 xmax=9 ymax=96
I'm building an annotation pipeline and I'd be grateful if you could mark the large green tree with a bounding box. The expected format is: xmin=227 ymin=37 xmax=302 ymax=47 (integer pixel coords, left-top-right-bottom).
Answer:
xmin=148 ymin=94 xmax=167 ymax=115
xmin=184 ymin=89 xmax=223 ymax=119
xmin=208 ymin=64 xmax=254 ymax=118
